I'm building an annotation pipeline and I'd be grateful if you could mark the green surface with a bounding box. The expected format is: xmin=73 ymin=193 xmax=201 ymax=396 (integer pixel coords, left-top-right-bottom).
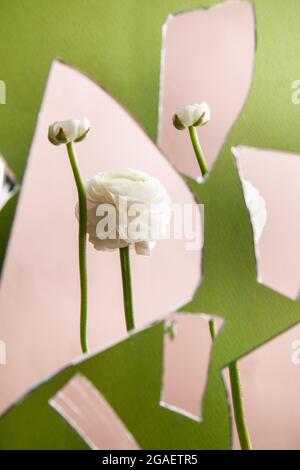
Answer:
xmin=0 ymin=0 xmax=300 ymax=450
xmin=0 ymin=323 xmax=229 ymax=449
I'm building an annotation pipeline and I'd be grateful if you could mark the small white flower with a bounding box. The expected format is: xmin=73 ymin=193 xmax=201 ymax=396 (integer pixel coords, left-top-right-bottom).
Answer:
xmin=79 ymin=168 xmax=171 ymax=256
xmin=48 ymin=118 xmax=90 ymax=145
xmin=173 ymin=103 xmax=210 ymax=130
xmin=242 ymin=179 xmax=267 ymax=244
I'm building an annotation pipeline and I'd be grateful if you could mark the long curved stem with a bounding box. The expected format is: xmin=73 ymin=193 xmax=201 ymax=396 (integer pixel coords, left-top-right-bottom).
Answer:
xmin=229 ymin=361 xmax=252 ymax=450
xmin=66 ymin=141 xmax=88 ymax=353
xmin=188 ymin=126 xmax=209 ymax=175
xmin=119 ymin=246 xmax=135 ymax=331
xmin=187 ymin=125 xmax=252 ymax=450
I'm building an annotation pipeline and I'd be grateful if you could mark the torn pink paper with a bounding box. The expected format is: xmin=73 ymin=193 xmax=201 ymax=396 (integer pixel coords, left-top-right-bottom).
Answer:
xmin=0 ymin=60 xmax=200 ymax=414
xmin=159 ymin=0 xmax=255 ymax=177
xmin=234 ymin=145 xmax=300 ymax=300
xmin=162 ymin=313 xmax=224 ymax=420
xmin=223 ymin=322 xmax=300 ymax=450
xmin=50 ymin=374 xmax=139 ymax=450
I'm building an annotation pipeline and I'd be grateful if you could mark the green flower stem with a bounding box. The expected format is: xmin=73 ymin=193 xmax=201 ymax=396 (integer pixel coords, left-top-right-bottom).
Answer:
xmin=66 ymin=141 xmax=88 ymax=353
xmin=208 ymin=318 xmax=217 ymax=340
xmin=188 ymin=126 xmax=209 ymax=176
xmin=187 ymin=125 xmax=252 ymax=451
xmin=229 ymin=361 xmax=252 ymax=450
xmin=119 ymin=246 xmax=135 ymax=332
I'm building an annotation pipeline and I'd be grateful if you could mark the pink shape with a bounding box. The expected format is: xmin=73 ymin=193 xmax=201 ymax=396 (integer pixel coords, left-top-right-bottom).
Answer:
xmin=159 ymin=0 xmax=255 ymax=177
xmin=0 ymin=60 xmax=200 ymax=413
xmin=235 ymin=145 xmax=300 ymax=299
xmin=50 ymin=374 xmax=139 ymax=450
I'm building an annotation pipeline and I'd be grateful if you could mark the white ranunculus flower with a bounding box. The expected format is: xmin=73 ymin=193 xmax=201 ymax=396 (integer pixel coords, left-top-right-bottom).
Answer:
xmin=81 ymin=168 xmax=171 ymax=256
xmin=48 ymin=118 xmax=90 ymax=145
xmin=173 ymin=103 xmax=210 ymax=130
xmin=242 ymin=179 xmax=267 ymax=244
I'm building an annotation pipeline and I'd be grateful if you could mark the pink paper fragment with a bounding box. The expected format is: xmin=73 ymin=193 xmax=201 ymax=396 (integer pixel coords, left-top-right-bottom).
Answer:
xmin=162 ymin=313 xmax=223 ymax=420
xmin=50 ymin=374 xmax=139 ymax=450
xmin=234 ymin=145 xmax=300 ymax=299
xmin=159 ymin=0 xmax=255 ymax=177
xmin=0 ymin=60 xmax=200 ymax=414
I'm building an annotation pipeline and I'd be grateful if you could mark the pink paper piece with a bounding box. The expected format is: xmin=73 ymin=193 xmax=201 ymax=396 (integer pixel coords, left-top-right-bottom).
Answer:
xmin=223 ymin=322 xmax=300 ymax=450
xmin=50 ymin=374 xmax=139 ymax=450
xmin=234 ymin=145 xmax=300 ymax=299
xmin=0 ymin=60 xmax=200 ymax=413
xmin=159 ymin=0 xmax=255 ymax=177
xmin=162 ymin=313 xmax=223 ymax=420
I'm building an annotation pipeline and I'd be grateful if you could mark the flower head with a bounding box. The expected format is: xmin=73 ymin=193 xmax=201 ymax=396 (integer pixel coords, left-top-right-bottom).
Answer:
xmin=173 ymin=103 xmax=210 ymax=130
xmin=79 ymin=168 xmax=171 ymax=256
xmin=48 ymin=118 xmax=90 ymax=145
xmin=242 ymin=179 xmax=267 ymax=244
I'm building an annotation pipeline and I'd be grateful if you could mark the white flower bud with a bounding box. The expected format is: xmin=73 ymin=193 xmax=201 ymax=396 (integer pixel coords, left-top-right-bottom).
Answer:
xmin=173 ymin=103 xmax=210 ymax=130
xmin=242 ymin=179 xmax=267 ymax=244
xmin=48 ymin=118 xmax=90 ymax=145
xmin=78 ymin=168 xmax=171 ymax=256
